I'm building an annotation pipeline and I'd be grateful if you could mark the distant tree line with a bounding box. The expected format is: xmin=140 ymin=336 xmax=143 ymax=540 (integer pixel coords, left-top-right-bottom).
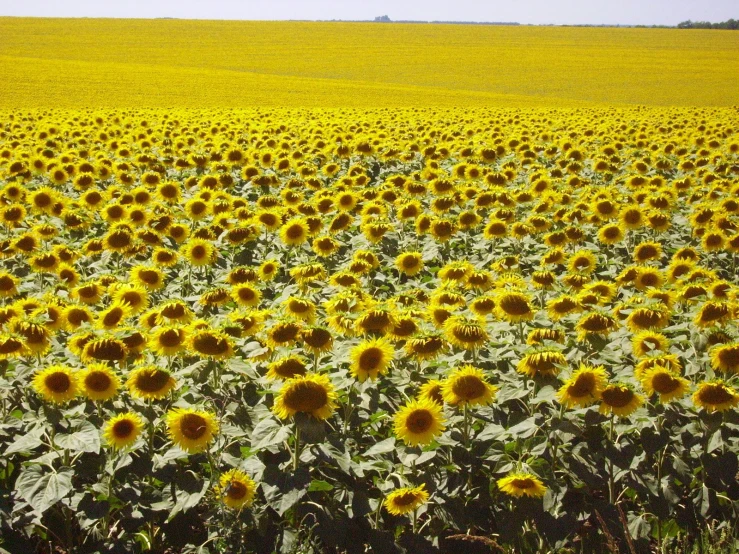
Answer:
xmin=677 ymin=19 xmax=738 ymax=29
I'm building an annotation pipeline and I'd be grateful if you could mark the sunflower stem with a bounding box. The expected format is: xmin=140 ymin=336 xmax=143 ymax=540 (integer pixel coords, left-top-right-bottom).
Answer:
xmin=462 ymin=403 xmax=470 ymax=450
xmin=608 ymin=413 xmax=615 ymax=505
xmin=293 ymin=424 xmax=301 ymax=471
xmin=412 ymin=509 xmax=418 ymax=534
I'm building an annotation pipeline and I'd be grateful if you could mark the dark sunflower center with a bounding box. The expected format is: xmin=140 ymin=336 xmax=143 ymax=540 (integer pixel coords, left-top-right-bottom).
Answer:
xmin=85 ymin=371 xmax=112 ymax=392
xmin=569 ymin=373 xmax=596 ymax=397
xmin=405 ymin=410 xmax=433 ymax=434
xmin=283 ymin=382 xmax=328 ymax=413
xmin=698 ymin=385 xmax=733 ymax=405
xmin=103 ymin=308 xmax=125 ymax=327
xmin=193 ymin=333 xmax=229 ymax=355
xmin=601 ymin=387 xmax=634 ymax=408
xmin=651 ymin=372 xmax=679 ymax=394
xmin=139 ymin=270 xmax=160 ymax=285
xmin=179 ymin=413 xmax=208 ymax=439
xmin=159 ymin=330 xmax=183 ymax=347
xmin=227 ymin=481 xmax=247 ymax=500
xmin=286 ymin=224 xmax=305 ymax=239
xmin=191 ymin=245 xmax=207 ymax=259
xmin=511 ymin=478 xmax=536 ymax=489
xmin=452 ymin=375 xmax=486 ymax=400
xmin=46 ymin=372 xmax=71 ymax=393
xmin=271 ymin=324 xmax=300 ymax=343
xmin=303 ymin=329 xmax=331 ymax=348
xmin=499 ymin=296 xmax=531 ymax=316
xmin=135 ymin=370 xmax=171 ymax=392
xmin=718 ymin=347 xmax=739 ymax=367
xmin=452 ymin=325 xmax=485 ymax=343
xmin=273 ymin=359 xmax=306 ymax=378
xmin=359 ymin=347 xmax=383 ymax=370
xmin=392 ymin=492 xmax=419 ymax=506
xmin=113 ymin=419 xmax=135 ymax=438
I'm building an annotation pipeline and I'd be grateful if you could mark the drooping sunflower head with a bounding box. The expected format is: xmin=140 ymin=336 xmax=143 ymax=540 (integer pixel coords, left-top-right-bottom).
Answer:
xmin=166 ymin=408 xmax=219 ymax=453
xmin=272 ymin=373 xmax=337 ymax=420
xmin=266 ymin=355 xmax=308 ymax=380
xmin=631 ymin=331 xmax=670 ymax=358
xmin=127 ymin=365 xmax=176 ymax=400
xmin=393 ymin=398 xmax=446 ymax=446
xmin=494 ymin=291 xmax=535 ymax=323
xmin=575 ymin=311 xmax=617 ymax=341
xmin=32 ymin=365 xmax=79 ymax=404
xmin=694 ymin=301 xmax=732 ymax=328
xmin=300 ymin=326 xmax=334 ymax=354
xmin=443 ymin=314 xmax=488 ymax=350
xmin=81 ymin=336 xmax=128 ymax=363
xmin=441 ymin=365 xmax=497 ymax=407
xmin=517 ymin=348 xmax=568 ymax=378
xmin=188 ymin=328 xmax=234 ymax=360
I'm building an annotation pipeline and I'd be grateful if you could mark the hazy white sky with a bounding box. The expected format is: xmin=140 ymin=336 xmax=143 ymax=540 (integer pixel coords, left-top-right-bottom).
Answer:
xmin=0 ymin=0 xmax=735 ymax=26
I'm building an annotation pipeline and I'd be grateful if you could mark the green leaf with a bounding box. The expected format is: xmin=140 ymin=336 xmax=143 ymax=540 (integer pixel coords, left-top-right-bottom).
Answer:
xmin=251 ymin=417 xmax=291 ymax=450
xmin=308 ymin=479 xmax=334 ymax=492
xmin=5 ymin=427 xmax=45 ymax=455
xmin=364 ymin=437 xmax=395 ymax=457
xmin=15 ymin=465 xmax=73 ymax=514
xmin=54 ymin=421 xmax=100 ymax=454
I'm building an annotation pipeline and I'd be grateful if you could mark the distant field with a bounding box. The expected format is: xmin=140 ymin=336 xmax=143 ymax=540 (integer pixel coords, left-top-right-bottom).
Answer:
xmin=0 ymin=17 xmax=737 ymax=107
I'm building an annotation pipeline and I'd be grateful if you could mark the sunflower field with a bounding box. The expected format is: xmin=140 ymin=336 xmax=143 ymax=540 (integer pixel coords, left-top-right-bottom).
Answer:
xmin=1 ymin=104 xmax=739 ymax=554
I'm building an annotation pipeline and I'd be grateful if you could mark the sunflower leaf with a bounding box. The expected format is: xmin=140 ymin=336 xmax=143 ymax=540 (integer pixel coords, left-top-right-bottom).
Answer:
xmin=15 ymin=465 xmax=73 ymax=514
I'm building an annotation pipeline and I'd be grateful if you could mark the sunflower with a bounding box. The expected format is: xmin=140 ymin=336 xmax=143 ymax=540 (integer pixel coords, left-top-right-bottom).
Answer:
xmin=81 ymin=364 xmax=120 ymax=401
xmin=443 ymin=315 xmax=488 ymax=351
xmin=576 ymin=311 xmax=617 ymax=341
xmin=350 ymin=338 xmax=394 ymax=381
xmin=694 ymin=301 xmax=732 ymax=328
xmin=130 ymin=265 xmax=166 ymax=291
xmin=188 ymin=328 xmax=234 ymax=360
xmin=127 ymin=365 xmax=176 ymax=400
xmin=599 ymin=384 xmax=643 ymax=417
xmin=567 ymin=250 xmax=597 ymax=275
xmin=384 ymin=484 xmax=429 ymax=516
xmin=692 ymin=381 xmax=739 ymax=412
xmin=279 ymin=217 xmax=310 ymax=246
xmin=597 ymin=224 xmax=624 ymax=245
xmin=96 ymin=303 xmax=131 ymax=331
xmin=404 ymin=333 xmax=446 ymax=361
xmin=0 ymin=272 xmax=19 ymax=298
xmin=216 ymin=469 xmax=257 ymax=510
xmin=148 ymin=326 xmax=187 ymax=356
xmin=632 ymin=331 xmax=669 ymax=357
xmin=272 ymin=373 xmax=337 ymax=420
xmin=557 ymin=364 xmax=608 ymax=408
xmin=441 ymin=365 xmax=496 ymax=406
xmin=394 ymin=398 xmax=446 ymax=446
xmin=166 ymin=408 xmax=219 ymax=453
xmin=494 ymin=291 xmax=535 ymax=323
xmin=497 ymin=472 xmax=547 ymax=498
xmin=625 ymin=305 xmax=670 ymax=332
xmin=395 ymin=252 xmax=424 ymax=276
xmin=32 ymin=365 xmax=79 ymax=404
xmin=104 ymin=412 xmax=145 ymax=450
xmin=266 ymin=320 xmax=302 ymax=348
xmin=633 ymin=241 xmax=663 ymax=263
xmin=710 ymin=342 xmax=739 ymax=374
xmin=284 ymin=296 xmax=317 ymax=323
xmin=300 ymin=326 xmax=334 ymax=354
xmin=266 ymin=355 xmax=308 ymax=380
xmin=110 ymin=284 xmax=149 ymax=314
xmin=517 ymin=349 xmax=567 ymax=378
xmin=418 ymin=379 xmax=445 ymax=405
xmin=640 ymin=367 xmax=690 ymax=402
xmin=182 ymin=239 xmax=216 ymax=267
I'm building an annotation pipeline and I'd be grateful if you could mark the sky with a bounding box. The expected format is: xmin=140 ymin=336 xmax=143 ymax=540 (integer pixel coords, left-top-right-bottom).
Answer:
xmin=0 ymin=0 xmax=735 ymax=26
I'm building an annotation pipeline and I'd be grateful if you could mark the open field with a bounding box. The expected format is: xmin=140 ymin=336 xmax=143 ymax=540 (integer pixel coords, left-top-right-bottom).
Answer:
xmin=0 ymin=18 xmax=738 ymax=107
xmin=1 ymin=105 xmax=738 ymax=553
